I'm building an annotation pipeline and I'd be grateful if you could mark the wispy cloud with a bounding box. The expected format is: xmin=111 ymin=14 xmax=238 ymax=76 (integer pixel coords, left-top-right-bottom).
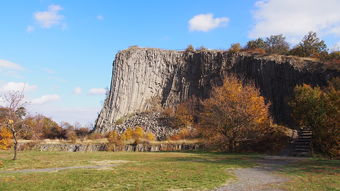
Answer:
xmin=34 ymin=4 xmax=65 ymax=29
xmin=31 ymin=94 xmax=60 ymax=105
xmin=0 ymin=59 xmax=23 ymax=71
xmin=0 ymin=82 xmax=37 ymax=92
xmin=88 ymin=88 xmax=106 ymax=95
xmin=188 ymin=13 xmax=229 ymax=32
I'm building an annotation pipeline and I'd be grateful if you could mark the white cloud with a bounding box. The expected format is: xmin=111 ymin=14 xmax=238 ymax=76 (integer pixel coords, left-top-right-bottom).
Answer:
xmin=188 ymin=13 xmax=229 ymax=32
xmin=96 ymin=15 xmax=104 ymax=20
xmin=34 ymin=4 xmax=65 ymax=28
xmin=249 ymin=0 xmax=340 ymax=43
xmin=0 ymin=82 xmax=37 ymax=92
xmin=74 ymin=87 xmax=82 ymax=95
xmin=88 ymin=88 xmax=106 ymax=95
xmin=31 ymin=94 xmax=60 ymax=105
xmin=26 ymin=25 xmax=35 ymax=32
xmin=0 ymin=59 xmax=23 ymax=71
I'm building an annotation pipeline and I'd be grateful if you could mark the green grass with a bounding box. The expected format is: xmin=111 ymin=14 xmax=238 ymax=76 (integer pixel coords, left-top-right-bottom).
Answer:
xmin=0 ymin=151 xmax=257 ymax=191
xmin=278 ymin=158 xmax=340 ymax=191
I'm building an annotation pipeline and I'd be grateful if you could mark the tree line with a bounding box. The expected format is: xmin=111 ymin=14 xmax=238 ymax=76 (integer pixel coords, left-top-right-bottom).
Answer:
xmin=187 ymin=31 xmax=340 ymax=64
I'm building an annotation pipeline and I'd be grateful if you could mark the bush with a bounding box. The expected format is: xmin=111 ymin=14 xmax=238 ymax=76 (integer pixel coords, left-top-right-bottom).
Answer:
xmin=120 ymin=127 xmax=156 ymax=144
xmin=185 ymin=45 xmax=195 ymax=52
xmin=244 ymin=48 xmax=266 ymax=54
xmin=289 ymin=79 xmax=340 ymax=158
xmin=229 ymin=43 xmax=242 ymax=53
xmin=75 ymin=128 xmax=89 ymax=140
xmin=88 ymin=132 xmax=105 ymax=140
xmin=107 ymin=130 xmax=124 ymax=151
xmin=65 ymin=129 xmax=77 ymax=143
xmin=0 ymin=127 xmax=13 ymax=150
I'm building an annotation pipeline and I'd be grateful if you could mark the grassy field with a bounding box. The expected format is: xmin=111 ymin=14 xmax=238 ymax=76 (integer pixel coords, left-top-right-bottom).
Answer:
xmin=0 ymin=151 xmax=257 ymax=191
xmin=0 ymin=151 xmax=339 ymax=191
xmin=278 ymin=158 xmax=340 ymax=191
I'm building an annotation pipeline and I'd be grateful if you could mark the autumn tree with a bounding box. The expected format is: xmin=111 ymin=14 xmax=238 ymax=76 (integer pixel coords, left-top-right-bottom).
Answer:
xmin=265 ymin=34 xmax=289 ymax=54
xmin=199 ymin=75 xmax=272 ymax=152
xmin=289 ymin=79 xmax=340 ymax=158
xmin=0 ymin=91 xmax=29 ymax=160
xmin=289 ymin=31 xmax=327 ymax=58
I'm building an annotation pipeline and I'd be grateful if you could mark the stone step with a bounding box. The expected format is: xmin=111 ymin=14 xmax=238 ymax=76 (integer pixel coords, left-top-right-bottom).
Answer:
xmin=294 ymin=145 xmax=310 ymax=149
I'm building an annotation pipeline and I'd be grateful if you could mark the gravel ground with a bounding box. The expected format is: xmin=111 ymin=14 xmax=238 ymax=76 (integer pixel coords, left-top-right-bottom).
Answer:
xmin=213 ymin=156 xmax=307 ymax=191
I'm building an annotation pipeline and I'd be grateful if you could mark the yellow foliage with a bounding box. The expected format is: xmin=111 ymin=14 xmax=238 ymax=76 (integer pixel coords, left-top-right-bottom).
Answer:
xmin=0 ymin=127 xmax=13 ymax=150
xmin=145 ymin=132 xmax=155 ymax=141
xmin=199 ymin=75 xmax=272 ymax=152
xmin=132 ymin=127 xmax=144 ymax=141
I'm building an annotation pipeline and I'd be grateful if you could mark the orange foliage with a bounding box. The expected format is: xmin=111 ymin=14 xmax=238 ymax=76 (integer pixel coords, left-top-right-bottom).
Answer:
xmin=0 ymin=127 xmax=13 ymax=150
xmin=145 ymin=132 xmax=155 ymax=141
xmin=199 ymin=75 xmax=273 ymax=152
xmin=244 ymin=48 xmax=266 ymax=54
xmin=120 ymin=127 xmax=156 ymax=144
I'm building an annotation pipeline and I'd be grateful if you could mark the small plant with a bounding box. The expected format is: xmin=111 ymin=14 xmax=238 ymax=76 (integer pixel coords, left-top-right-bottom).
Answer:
xmin=185 ymin=44 xmax=195 ymax=52
xmin=229 ymin=43 xmax=242 ymax=54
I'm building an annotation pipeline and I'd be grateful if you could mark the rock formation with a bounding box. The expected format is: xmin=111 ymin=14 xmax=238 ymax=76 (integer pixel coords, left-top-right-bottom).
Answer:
xmin=94 ymin=47 xmax=339 ymax=135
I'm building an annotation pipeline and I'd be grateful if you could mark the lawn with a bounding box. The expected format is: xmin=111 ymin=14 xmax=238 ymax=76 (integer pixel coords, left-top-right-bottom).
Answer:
xmin=0 ymin=151 xmax=257 ymax=191
xmin=278 ymin=158 xmax=340 ymax=191
xmin=0 ymin=151 xmax=339 ymax=191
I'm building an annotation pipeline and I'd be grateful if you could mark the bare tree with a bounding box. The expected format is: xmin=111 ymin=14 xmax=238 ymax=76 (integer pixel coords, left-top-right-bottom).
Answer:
xmin=1 ymin=90 xmax=28 ymax=160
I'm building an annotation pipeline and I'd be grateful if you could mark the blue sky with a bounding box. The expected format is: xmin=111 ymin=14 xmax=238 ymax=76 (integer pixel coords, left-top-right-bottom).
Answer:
xmin=0 ymin=0 xmax=339 ymax=126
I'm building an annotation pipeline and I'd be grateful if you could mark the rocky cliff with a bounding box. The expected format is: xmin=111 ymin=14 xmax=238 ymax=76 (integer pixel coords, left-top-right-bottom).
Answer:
xmin=94 ymin=47 xmax=339 ymax=134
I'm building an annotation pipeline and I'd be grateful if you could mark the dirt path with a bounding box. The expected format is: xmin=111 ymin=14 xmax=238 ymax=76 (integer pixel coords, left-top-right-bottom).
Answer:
xmin=213 ymin=156 xmax=307 ymax=191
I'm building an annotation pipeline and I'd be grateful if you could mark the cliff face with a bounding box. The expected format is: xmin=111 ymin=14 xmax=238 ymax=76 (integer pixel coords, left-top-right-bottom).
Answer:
xmin=94 ymin=47 xmax=339 ymax=133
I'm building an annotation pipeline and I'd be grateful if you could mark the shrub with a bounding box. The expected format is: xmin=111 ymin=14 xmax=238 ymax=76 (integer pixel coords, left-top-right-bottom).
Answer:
xmin=145 ymin=132 xmax=155 ymax=141
xmin=75 ymin=128 xmax=89 ymax=140
xmin=107 ymin=130 xmax=124 ymax=151
xmin=88 ymin=132 xmax=104 ymax=140
xmin=65 ymin=129 xmax=77 ymax=143
xmin=185 ymin=45 xmax=195 ymax=52
xmin=245 ymin=48 xmax=266 ymax=54
xmin=0 ymin=127 xmax=13 ymax=150
xmin=289 ymin=79 xmax=340 ymax=158
xmin=229 ymin=43 xmax=242 ymax=53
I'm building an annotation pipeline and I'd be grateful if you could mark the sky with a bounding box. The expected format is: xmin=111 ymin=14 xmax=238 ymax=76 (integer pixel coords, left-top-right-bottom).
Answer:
xmin=0 ymin=0 xmax=339 ymax=127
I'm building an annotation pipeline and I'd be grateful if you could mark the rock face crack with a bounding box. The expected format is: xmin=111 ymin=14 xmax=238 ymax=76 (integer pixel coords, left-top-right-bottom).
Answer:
xmin=94 ymin=47 xmax=339 ymax=134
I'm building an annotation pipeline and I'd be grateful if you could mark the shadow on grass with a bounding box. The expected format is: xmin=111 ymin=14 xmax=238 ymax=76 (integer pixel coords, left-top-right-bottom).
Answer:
xmin=157 ymin=151 xmax=262 ymax=168
xmin=277 ymin=158 xmax=340 ymax=175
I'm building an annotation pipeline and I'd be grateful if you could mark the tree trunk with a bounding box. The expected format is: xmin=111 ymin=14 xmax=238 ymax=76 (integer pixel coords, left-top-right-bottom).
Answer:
xmin=12 ymin=132 xmax=18 ymax=160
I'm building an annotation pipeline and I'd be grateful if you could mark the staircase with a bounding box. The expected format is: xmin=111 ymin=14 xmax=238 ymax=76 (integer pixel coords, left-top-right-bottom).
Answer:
xmin=291 ymin=128 xmax=313 ymax=157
